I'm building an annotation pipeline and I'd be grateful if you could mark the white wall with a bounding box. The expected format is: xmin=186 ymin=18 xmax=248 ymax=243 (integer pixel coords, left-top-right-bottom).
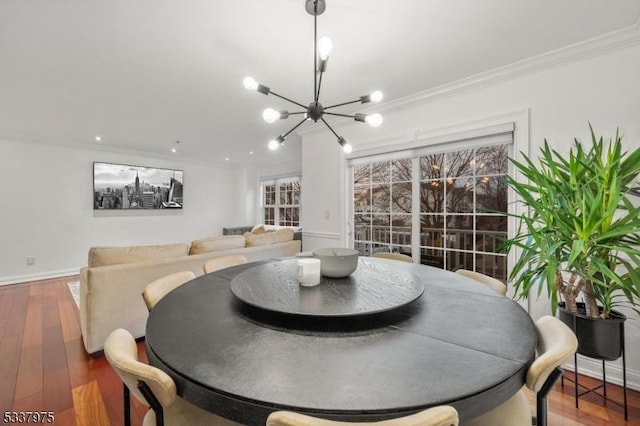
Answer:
xmin=0 ymin=139 xmax=236 ymax=284
xmin=301 ymin=41 xmax=640 ymax=389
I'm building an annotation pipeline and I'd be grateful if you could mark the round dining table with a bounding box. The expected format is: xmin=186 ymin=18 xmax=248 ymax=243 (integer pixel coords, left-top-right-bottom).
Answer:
xmin=145 ymin=257 xmax=536 ymax=425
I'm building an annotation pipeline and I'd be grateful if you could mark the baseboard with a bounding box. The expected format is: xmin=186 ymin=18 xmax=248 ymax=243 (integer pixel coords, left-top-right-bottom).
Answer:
xmin=563 ymin=354 xmax=640 ymax=392
xmin=0 ymin=268 xmax=81 ymax=286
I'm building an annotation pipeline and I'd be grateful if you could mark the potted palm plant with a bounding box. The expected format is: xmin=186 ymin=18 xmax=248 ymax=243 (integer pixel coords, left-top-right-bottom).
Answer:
xmin=504 ymin=125 xmax=640 ymax=360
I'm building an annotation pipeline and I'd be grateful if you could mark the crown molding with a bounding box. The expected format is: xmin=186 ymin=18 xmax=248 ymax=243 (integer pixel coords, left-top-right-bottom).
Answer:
xmin=383 ymin=20 xmax=640 ymax=114
xmin=301 ymin=19 xmax=640 ymax=136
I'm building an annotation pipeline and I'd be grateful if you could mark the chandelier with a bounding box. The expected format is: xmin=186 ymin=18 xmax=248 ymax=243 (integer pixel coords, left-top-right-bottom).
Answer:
xmin=243 ymin=0 xmax=383 ymax=154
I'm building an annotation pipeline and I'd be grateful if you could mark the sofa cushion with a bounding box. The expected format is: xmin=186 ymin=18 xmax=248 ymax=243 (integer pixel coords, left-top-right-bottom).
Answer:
xmin=88 ymin=243 xmax=189 ymax=268
xmin=189 ymin=235 xmax=246 ymax=255
xmin=245 ymin=228 xmax=294 ymax=247
xmin=250 ymin=224 xmax=266 ymax=234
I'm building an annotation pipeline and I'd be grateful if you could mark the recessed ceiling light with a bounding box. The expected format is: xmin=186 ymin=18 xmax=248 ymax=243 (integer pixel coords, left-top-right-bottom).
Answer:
xmin=249 ymin=151 xmax=254 ymax=155
xmin=225 ymin=157 xmax=229 ymax=162
xmin=171 ymin=148 xmax=177 ymax=153
xmin=95 ymin=135 xmax=101 ymax=142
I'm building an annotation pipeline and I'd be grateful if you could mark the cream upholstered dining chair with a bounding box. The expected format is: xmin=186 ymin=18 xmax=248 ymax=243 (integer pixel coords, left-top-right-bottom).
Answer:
xmin=466 ymin=315 xmax=578 ymax=426
xmin=454 ymin=269 xmax=507 ymax=296
xmin=141 ymin=270 xmax=196 ymax=311
xmin=203 ymin=254 xmax=248 ymax=274
xmin=104 ymin=328 xmax=239 ymax=426
xmin=372 ymin=252 xmax=414 ymax=263
xmin=266 ymin=406 xmax=458 ymax=426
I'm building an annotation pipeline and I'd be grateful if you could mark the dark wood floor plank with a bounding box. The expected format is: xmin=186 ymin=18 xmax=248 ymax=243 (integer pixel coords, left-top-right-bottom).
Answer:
xmin=14 ymin=284 xmax=43 ymax=401
xmin=42 ymin=290 xmax=73 ymax=413
xmin=0 ymin=284 xmax=30 ymax=412
xmin=72 ymin=380 xmax=110 ymax=426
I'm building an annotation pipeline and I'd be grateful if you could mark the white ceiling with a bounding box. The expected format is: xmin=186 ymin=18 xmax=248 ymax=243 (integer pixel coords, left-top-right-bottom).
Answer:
xmin=1 ymin=0 xmax=639 ymax=166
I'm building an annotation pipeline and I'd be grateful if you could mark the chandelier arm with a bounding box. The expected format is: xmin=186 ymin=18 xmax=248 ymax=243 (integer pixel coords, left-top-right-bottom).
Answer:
xmin=316 ymin=70 xmax=324 ymax=102
xmin=324 ymin=112 xmax=356 ymax=119
xmin=320 ymin=118 xmax=341 ymax=139
xmin=288 ymin=111 xmax=308 ymax=115
xmin=282 ymin=117 xmax=309 ymax=139
xmin=314 ymin=12 xmax=318 ymax=102
xmin=324 ymin=99 xmax=361 ymax=109
xmin=267 ymin=90 xmax=308 ymax=109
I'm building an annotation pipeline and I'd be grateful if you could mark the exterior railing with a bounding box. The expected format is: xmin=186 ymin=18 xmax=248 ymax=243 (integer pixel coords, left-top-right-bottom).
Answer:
xmin=354 ymin=225 xmax=507 ymax=281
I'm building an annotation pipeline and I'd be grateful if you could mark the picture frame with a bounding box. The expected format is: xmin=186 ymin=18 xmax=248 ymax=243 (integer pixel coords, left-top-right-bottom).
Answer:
xmin=93 ymin=162 xmax=184 ymax=209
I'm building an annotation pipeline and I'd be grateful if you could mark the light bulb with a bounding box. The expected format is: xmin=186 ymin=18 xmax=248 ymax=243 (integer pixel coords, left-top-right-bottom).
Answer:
xmin=365 ymin=113 xmax=383 ymax=128
xmin=269 ymin=135 xmax=284 ymax=151
xmin=263 ymin=108 xmax=279 ymax=123
xmin=318 ymin=37 xmax=332 ymax=60
xmin=370 ymin=91 xmax=383 ymax=103
xmin=243 ymin=76 xmax=258 ymax=91
xmin=342 ymin=142 xmax=353 ymax=154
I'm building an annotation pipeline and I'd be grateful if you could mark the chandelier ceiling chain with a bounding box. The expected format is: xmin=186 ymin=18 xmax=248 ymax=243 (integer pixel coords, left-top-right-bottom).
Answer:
xmin=243 ymin=0 xmax=383 ymax=154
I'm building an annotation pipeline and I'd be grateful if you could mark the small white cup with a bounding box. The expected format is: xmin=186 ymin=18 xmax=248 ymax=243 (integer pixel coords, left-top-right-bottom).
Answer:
xmin=298 ymin=258 xmax=321 ymax=287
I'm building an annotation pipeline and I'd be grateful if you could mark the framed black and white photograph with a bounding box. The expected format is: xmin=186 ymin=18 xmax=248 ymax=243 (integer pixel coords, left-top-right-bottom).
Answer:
xmin=93 ymin=162 xmax=184 ymax=209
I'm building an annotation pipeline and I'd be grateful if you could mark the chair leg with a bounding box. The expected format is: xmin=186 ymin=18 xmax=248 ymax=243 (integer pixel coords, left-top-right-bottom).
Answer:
xmin=536 ymin=367 xmax=563 ymax=426
xmin=138 ymin=381 xmax=164 ymax=426
xmin=123 ymin=384 xmax=131 ymax=426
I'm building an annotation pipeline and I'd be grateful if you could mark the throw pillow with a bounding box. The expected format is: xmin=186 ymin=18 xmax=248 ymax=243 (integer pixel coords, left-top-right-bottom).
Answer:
xmin=88 ymin=243 xmax=189 ymax=268
xmin=245 ymin=228 xmax=294 ymax=247
xmin=189 ymin=235 xmax=246 ymax=255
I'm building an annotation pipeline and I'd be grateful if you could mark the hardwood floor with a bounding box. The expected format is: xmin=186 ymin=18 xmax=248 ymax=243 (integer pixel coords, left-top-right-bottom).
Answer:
xmin=0 ymin=276 xmax=638 ymax=425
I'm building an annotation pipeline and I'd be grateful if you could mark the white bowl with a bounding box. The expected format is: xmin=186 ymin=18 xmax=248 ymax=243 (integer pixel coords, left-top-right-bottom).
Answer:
xmin=312 ymin=248 xmax=359 ymax=278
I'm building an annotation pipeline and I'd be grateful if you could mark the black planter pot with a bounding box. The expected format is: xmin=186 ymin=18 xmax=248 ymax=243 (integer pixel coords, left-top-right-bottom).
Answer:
xmin=557 ymin=302 xmax=626 ymax=361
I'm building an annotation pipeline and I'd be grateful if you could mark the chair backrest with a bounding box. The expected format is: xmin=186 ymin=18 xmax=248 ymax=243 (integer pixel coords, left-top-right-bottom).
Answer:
xmin=142 ymin=270 xmax=196 ymax=311
xmin=266 ymin=406 xmax=459 ymax=426
xmin=104 ymin=328 xmax=176 ymax=409
xmin=372 ymin=252 xmax=414 ymax=263
xmin=454 ymin=269 xmax=507 ymax=296
xmin=203 ymin=254 xmax=248 ymax=274
xmin=526 ymin=315 xmax=578 ymax=393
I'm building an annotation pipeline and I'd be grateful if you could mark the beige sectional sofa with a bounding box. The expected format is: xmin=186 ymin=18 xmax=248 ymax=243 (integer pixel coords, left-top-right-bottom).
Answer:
xmin=79 ymin=229 xmax=301 ymax=355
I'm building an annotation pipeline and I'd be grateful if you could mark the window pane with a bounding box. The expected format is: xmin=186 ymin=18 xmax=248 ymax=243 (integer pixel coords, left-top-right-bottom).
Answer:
xmin=354 ymin=184 xmax=371 ymax=213
xmin=420 ymin=181 xmax=444 ymax=213
xmin=476 ymin=215 xmax=507 ymax=253
xmin=421 ymin=247 xmax=444 ymax=268
xmin=371 ymin=184 xmax=390 ymax=213
xmin=264 ymin=207 xmax=275 ymax=225
xmin=420 ymin=214 xmax=444 ymax=248
xmin=446 ymin=250 xmax=471 ymax=272
xmin=354 ymin=164 xmax=371 ymax=185
xmin=265 ymin=185 xmax=276 ymax=205
xmin=476 ymin=144 xmax=508 ymax=175
xmin=446 ymin=149 xmax=474 ymax=178
xmin=371 ymin=214 xmax=391 ymax=243
xmin=475 ymin=253 xmax=507 ymax=283
xmin=371 ymin=161 xmax=391 ymax=183
xmin=391 ymin=159 xmax=412 ymax=182
xmin=476 ymin=176 xmax=507 ymax=213
xmin=392 ymin=215 xmax=412 ymax=245
xmin=419 ymin=154 xmax=444 ymax=180
xmin=354 ymin=214 xmax=371 ymax=241
xmin=446 ymin=178 xmax=474 ymax=213
xmin=445 ymin=215 xmax=473 ymax=250
xmin=391 ymin=182 xmax=412 ymax=214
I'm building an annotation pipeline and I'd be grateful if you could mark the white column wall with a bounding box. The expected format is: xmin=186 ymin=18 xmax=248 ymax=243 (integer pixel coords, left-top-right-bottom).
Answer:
xmin=301 ymin=43 xmax=640 ymax=389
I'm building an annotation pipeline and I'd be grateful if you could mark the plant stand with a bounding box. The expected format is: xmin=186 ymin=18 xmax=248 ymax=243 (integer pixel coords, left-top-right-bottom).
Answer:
xmin=560 ymin=313 xmax=628 ymax=420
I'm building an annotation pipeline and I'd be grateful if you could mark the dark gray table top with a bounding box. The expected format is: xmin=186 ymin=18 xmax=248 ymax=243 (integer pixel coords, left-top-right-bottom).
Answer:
xmin=230 ymin=258 xmax=424 ymax=317
xmin=145 ymin=257 xmax=536 ymax=425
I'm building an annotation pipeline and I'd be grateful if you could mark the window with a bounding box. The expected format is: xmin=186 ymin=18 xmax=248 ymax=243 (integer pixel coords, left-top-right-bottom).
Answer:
xmin=350 ymin=131 xmax=512 ymax=282
xmin=354 ymin=159 xmax=412 ymax=257
xmin=419 ymin=144 xmax=508 ymax=279
xmin=261 ymin=177 xmax=301 ymax=226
